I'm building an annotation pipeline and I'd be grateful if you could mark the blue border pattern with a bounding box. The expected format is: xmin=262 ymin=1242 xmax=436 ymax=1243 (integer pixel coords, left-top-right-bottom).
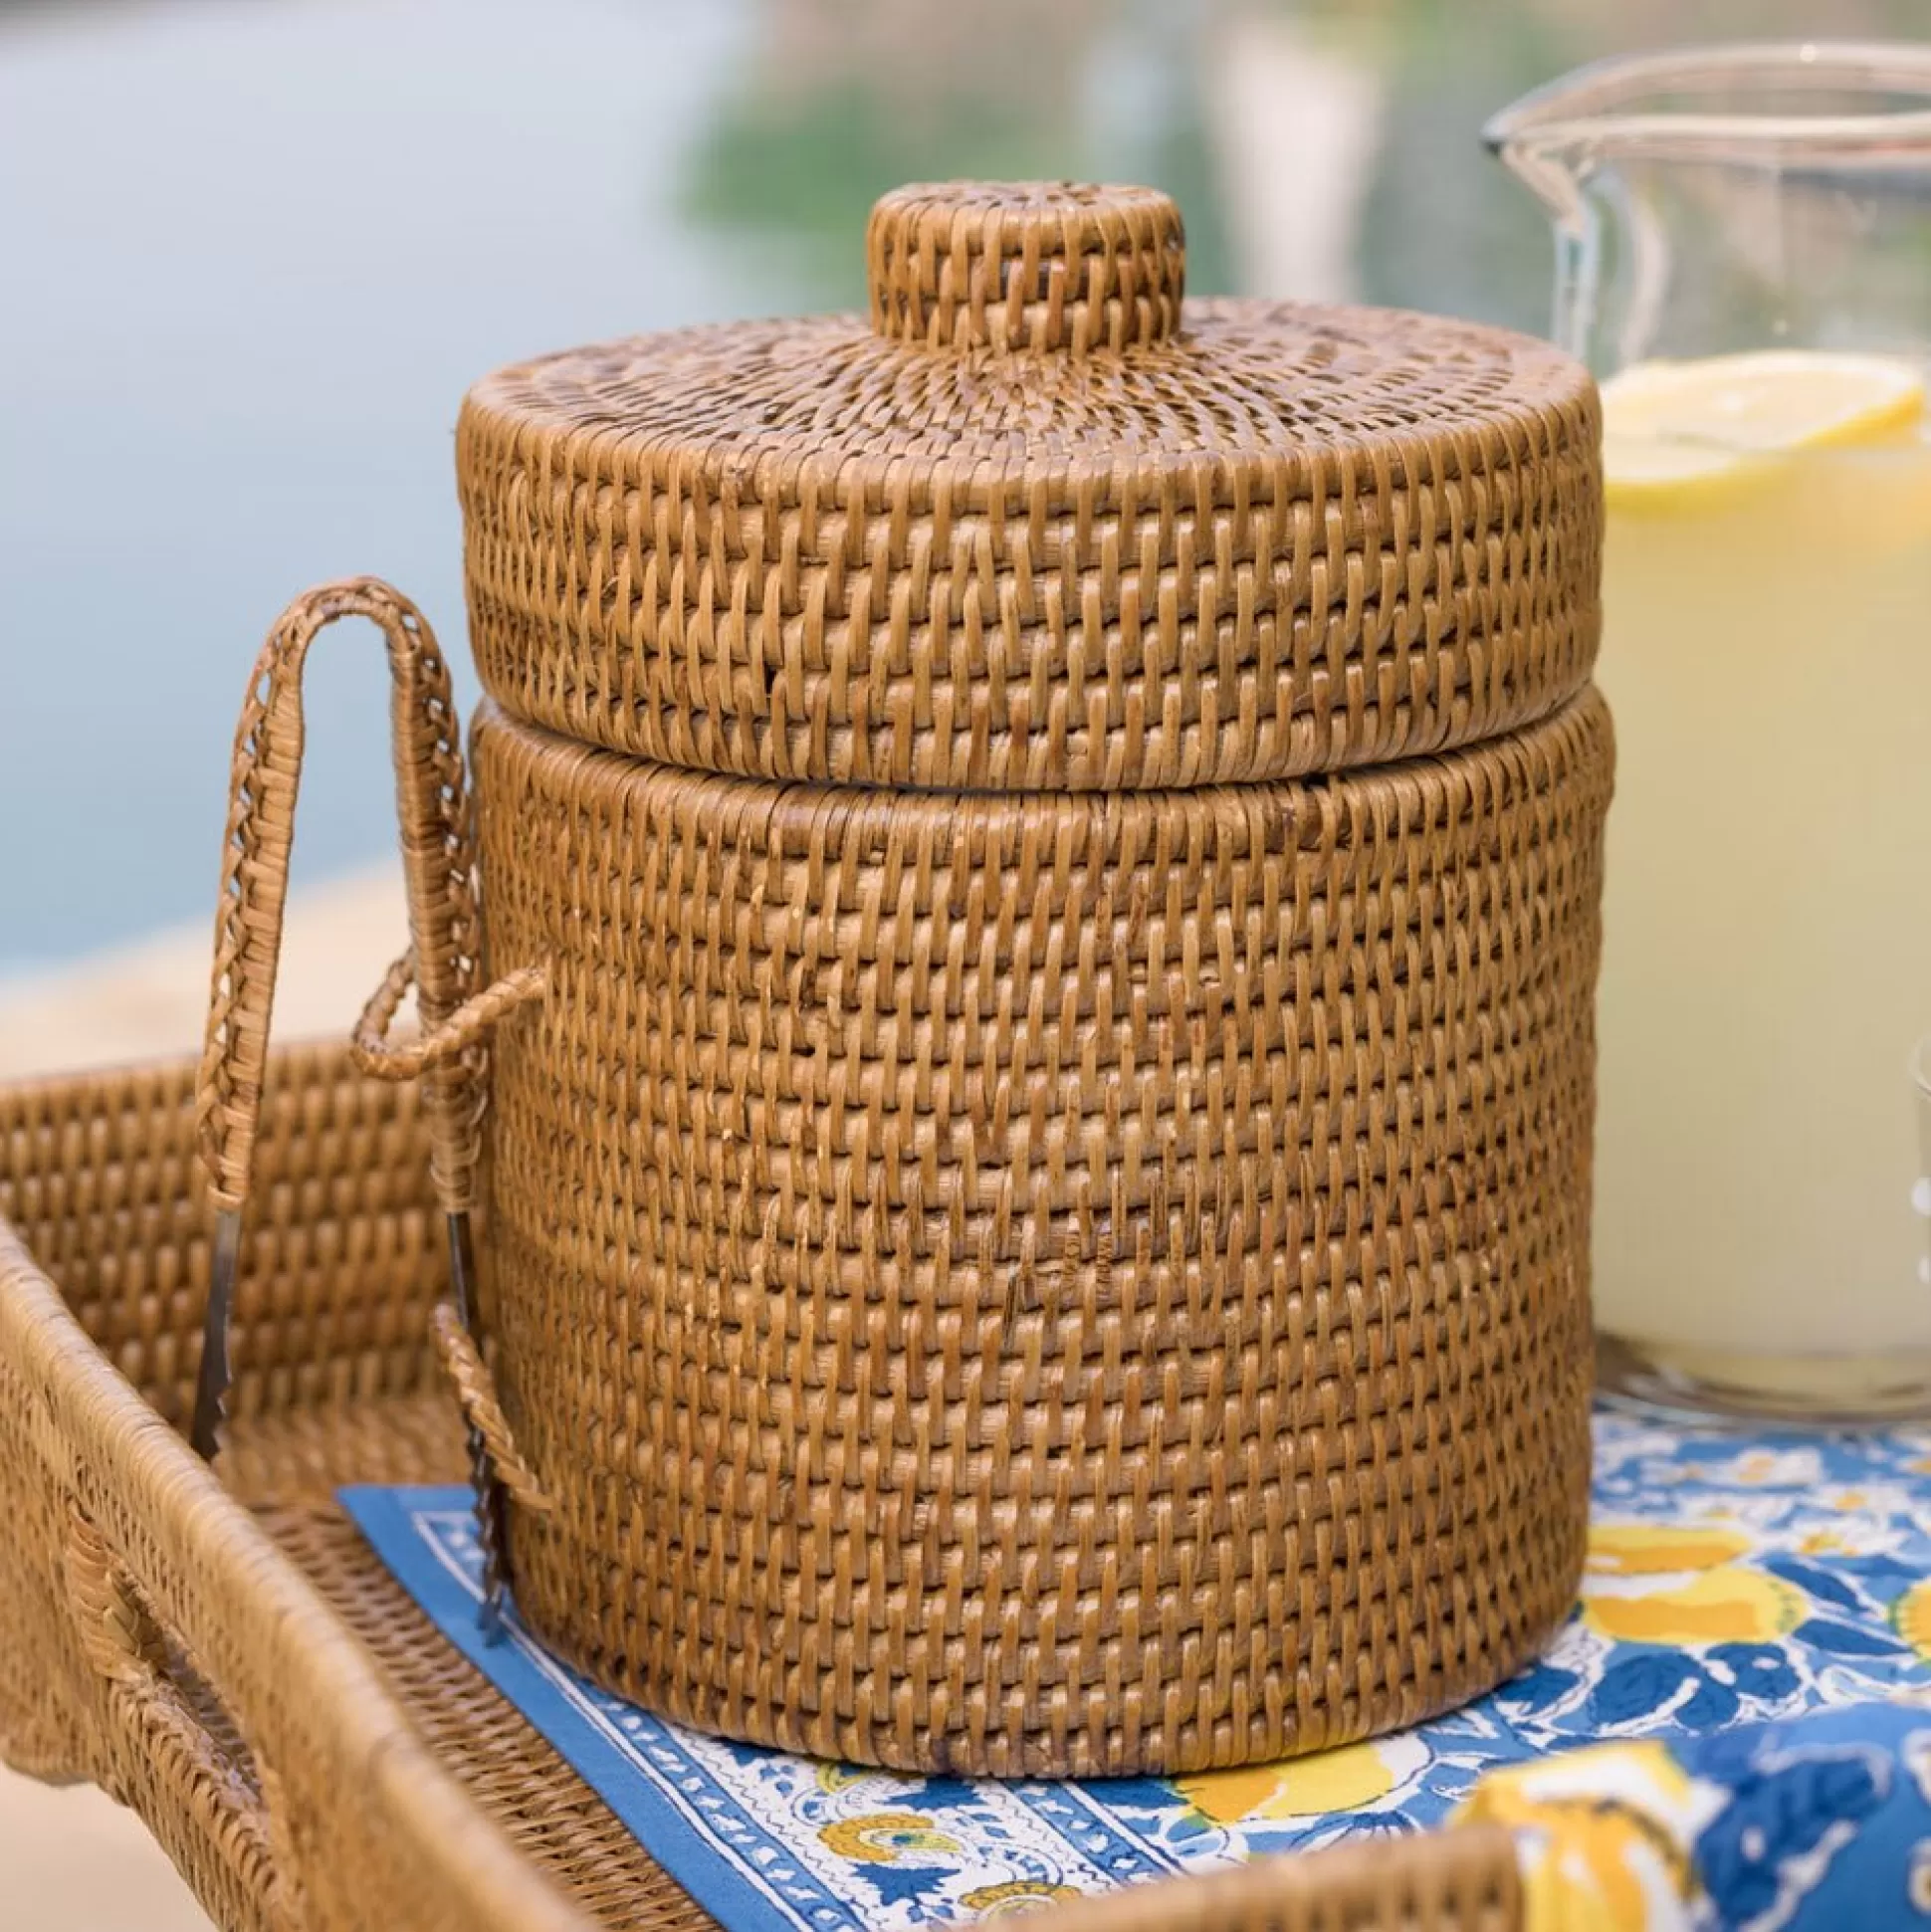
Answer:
xmin=341 ymin=1489 xmax=1186 ymax=1932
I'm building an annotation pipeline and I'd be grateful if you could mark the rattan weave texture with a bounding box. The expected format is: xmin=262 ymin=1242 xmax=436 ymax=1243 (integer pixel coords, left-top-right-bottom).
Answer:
xmin=464 ymin=685 xmax=1609 ymax=1776
xmin=457 ymin=182 xmax=1600 ymax=791
xmin=0 ymin=1043 xmax=1528 ymax=1931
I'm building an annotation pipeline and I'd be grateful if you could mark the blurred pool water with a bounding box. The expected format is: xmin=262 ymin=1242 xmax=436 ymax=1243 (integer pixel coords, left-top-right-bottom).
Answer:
xmin=1 ymin=0 xmax=1900 ymax=968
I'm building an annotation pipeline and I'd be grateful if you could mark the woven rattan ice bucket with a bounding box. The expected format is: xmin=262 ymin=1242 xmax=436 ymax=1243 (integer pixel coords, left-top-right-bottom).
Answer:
xmin=196 ymin=183 xmax=1609 ymax=1779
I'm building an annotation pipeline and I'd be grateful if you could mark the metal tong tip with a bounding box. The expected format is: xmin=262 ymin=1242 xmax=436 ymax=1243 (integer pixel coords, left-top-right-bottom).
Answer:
xmin=189 ymin=1209 xmax=244 ymax=1461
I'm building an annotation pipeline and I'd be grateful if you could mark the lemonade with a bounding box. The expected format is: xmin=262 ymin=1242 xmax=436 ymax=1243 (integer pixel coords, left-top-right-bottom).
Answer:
xmin=1594 ymin=350 xmax=1931 ymax=1414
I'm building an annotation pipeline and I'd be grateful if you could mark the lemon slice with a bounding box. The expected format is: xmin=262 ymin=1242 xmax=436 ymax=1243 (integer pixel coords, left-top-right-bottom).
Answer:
xmin=1601 ymin=430 xmax=1769 ymax=510
xmin=1601 ymin=350 xmax=1925 ymax=512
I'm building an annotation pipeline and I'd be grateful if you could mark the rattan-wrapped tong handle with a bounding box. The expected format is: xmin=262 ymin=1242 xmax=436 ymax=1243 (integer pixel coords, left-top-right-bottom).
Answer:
xmin=192 ymin=578 xmax=545 ymax=1631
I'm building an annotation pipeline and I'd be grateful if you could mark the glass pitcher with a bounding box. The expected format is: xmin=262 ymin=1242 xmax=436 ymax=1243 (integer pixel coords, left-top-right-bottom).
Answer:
xmin=1488 ymin=43 xmax=1931 ymax=1421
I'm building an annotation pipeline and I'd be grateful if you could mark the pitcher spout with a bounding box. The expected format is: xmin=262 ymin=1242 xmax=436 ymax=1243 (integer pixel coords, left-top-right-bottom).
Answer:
xmin=1486 ymin=41 xmax=1931 ymax=369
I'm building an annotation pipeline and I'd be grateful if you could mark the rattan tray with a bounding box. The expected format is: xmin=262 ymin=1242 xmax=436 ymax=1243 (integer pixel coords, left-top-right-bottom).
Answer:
xmin=0 ymin=1039 xmax=1522 ymax=1931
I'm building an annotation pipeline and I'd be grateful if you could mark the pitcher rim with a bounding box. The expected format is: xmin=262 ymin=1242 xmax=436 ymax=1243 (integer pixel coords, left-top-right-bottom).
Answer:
xmin=1483 ymin=40 xmax=1931 ymax=164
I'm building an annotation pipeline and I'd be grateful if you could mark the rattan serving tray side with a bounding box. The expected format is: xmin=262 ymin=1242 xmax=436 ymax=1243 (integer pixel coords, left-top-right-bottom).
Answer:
xmin=0 ymin=1040 xmax=1522 ymax=1932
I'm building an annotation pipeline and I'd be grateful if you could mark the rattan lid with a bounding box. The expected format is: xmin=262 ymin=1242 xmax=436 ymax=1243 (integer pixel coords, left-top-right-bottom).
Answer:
xmin=458 ymin=181 xmax=1600 ymax=790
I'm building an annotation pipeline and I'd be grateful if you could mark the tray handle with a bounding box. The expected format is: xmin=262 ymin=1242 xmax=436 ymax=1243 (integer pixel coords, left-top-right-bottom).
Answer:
xmin=63 ymin=1507 xmax=305 ymax=1929
xmin=191 ymin=577 xmax=545 ymax=1627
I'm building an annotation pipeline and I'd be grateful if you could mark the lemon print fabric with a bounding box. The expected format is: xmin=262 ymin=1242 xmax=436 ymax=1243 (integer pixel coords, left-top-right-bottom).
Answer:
xmin=817 ymin=1814 xmax=964 ymax=1863
xmin=1582 ymin=1521 xmax=1808 ymax=1647
xmin=1583 ymin=1568 xmax=1807 ymax=1647
xmin=1175 ymin=1735 xmax=1430 ymax=1827
xmin=1586 ymin=1524 xmax=1755 ymax=1577
xmin=957 ymin=1881 xmax=1082 ymax=1916
xmin=1601 ymin=349 xmax=1925 ymax=513
xmin=1895 ymin=1578 xmax=1931 ymax=1660
xmin=1456 ymin=1742 xmax=1699 ymax=1932
xmin=1453 ymin=1712 xmax=1908 ymax=1932
xmin=812 ymin=1811 xmax=972 ymax=1912
xmin=1484 ymin=1427 xmax=1928 ymax=1758
xmin=339 ymin=1408 xmax=1931 ymax=1932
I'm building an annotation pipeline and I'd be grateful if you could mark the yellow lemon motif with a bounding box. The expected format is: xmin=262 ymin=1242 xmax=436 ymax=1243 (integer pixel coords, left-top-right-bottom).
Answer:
xmin=1894 ymin=1577 xmax=1931 ymax=1661
xmin=1461 ymin=1740 xmax=1692 ymax=1822
xmin=960 ymin=1882 xmax=1084 ymax=1915
xmin=1177 ymin=1738 xmax=1413 ymax=1825
xmin=1456 ymin=1744 xmax=1696 ymax=1932
xmin=814 ymin=1766 xmax=867 ymax=1794
xmin=1799 ymin=1530 xmax=1853 ymax=1558
xmin=1586 ymin=1522 xmax=1753 ymax=1576
xmin=818 ymin=1814 xmax=964 ymax=1864
xmin=1583 ymin=1568 xmax=1806 ymax=1646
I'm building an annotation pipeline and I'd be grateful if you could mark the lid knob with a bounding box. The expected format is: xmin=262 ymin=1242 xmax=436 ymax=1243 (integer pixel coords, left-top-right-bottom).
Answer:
xmin=867 ymin=182 xmax=1185 ymax=355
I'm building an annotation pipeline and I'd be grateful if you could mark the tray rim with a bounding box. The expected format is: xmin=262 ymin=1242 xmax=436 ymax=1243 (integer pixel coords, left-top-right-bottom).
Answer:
xmin=0 ymin=1168 xmax=596 ymax=1930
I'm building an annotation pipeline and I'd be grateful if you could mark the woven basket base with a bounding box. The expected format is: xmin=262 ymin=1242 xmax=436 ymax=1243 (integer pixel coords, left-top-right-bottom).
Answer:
xmin=224 ymin=1395 xmax=1520 ymax=1932
xmin=228 ymin=1396 xmax=716 ymax=1932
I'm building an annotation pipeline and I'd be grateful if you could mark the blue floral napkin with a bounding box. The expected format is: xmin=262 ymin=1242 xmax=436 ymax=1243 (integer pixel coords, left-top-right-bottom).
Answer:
xmin=342 ymin=1412 xmax=1931 ymax=1932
